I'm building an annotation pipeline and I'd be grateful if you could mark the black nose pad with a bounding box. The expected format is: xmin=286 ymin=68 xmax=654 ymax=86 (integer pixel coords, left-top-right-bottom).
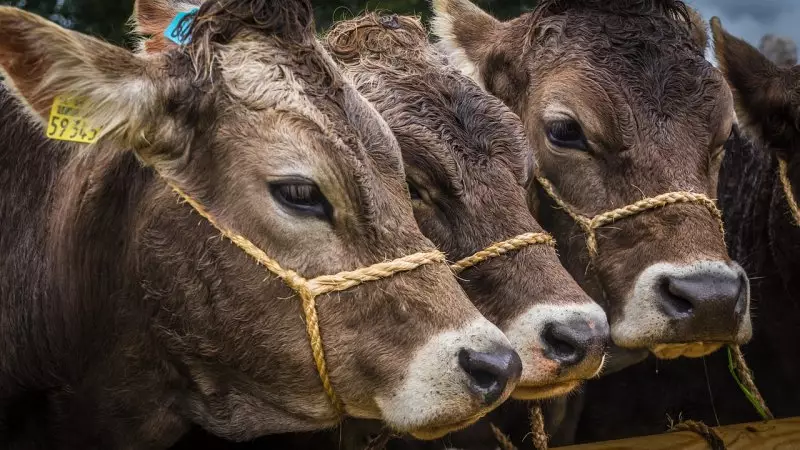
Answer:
xmin=657 ymin=271 xmax=746 ymax=321
xmin=457 ymin=347 xmax=522 ymax=406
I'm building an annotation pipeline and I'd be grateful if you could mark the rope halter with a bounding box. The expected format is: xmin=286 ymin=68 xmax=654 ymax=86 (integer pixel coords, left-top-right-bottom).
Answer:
xmin=167 ymin=181 xmax=445 ymax=415
xmin=778 ymin=157 xmax=800 ymax=227
xmin=535 ymin=176 xmax=725 ymax=256
xmin=450 ymin=232 xmax=556 ymax=274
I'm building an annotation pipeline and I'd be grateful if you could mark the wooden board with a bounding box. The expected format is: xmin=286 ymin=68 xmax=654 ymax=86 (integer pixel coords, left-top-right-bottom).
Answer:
xmin=553 ymin=417 xmax=800 ymax=450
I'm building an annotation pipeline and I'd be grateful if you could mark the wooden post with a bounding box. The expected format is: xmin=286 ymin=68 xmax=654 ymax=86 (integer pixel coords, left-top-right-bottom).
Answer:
xmin=552 ymin=417 xmax=800 ymax=450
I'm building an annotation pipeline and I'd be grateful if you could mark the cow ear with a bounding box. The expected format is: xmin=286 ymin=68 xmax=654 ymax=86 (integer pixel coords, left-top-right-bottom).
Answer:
xmin=0 ymin=7 xmax=166 ymax=148
xmin=431 ymin=0 xmax=529 ymax=109
xmin=134 ymin=0 xmax=201 ymax=54
xmin=712 ymin=16 xmax=799 ymax=145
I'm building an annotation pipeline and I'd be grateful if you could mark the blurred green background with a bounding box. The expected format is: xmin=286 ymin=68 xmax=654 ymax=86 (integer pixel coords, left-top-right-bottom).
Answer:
xmin=3 ymin=0 xmax=537 ymax=47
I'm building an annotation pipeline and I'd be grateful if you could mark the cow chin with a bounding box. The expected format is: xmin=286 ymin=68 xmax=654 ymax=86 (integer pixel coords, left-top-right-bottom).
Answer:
xmin=511 ymin=380 xmax=582 ymax=400
xmin=650 ymin=342 xmax=724 ymax=359
xmin=374 ymin=318 xmax=518 ymax=439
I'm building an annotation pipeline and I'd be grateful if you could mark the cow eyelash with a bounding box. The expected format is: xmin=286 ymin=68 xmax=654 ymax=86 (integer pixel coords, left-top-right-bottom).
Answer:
xmin=546 ymin=119 xmax=589 ymax=151
xmin=270 ymin=181 xmax=333 ymax=221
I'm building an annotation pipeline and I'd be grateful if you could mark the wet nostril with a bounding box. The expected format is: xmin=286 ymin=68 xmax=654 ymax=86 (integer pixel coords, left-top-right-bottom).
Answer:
xmin=458 ymin=347 xmax=521 ymax=406
xmin=659 ymin=277 xmax=695 ymax=317
xmin=541 ymin=323 xmax=587 ymax=367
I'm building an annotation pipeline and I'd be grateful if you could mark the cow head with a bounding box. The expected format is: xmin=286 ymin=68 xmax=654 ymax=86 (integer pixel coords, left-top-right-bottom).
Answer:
xmin=432 ymin=0 xmax=751 ymax=358
xmin=0 ymin=1 xmax=520 ymax=440
xmin=320 ymin=13 xmax=608 ymax=400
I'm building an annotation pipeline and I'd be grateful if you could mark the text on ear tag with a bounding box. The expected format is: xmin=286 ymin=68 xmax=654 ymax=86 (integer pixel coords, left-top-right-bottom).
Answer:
xmin=46 ymin=96 xmax=102 ymax=144
xmin=164 ymin=8 xmax=199 ymax=45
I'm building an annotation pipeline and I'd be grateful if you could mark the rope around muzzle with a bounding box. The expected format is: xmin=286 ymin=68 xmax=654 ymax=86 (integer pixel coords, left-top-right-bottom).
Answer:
xmin=778 ymin=157 xmax=800 ymax=227
xmin=167 ymin=182 xmax=445 ymax=414
xmin=534 ymin=175 xmax=773 ymax=422
xmin=535 ymin=176 xmax=725 ymax=256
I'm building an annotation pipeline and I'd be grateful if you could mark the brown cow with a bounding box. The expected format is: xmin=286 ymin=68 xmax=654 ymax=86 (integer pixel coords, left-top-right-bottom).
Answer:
xmin=136 ymin=0 xmax=609 ymax=406
xmin=429 ymin=0 xmax=752 ymax=446
xmin=431 ymin=0 xmax=750 ymax=361
xmin=0 ymin=1 xmax=521 ymax=448
xmin=132 ymin=6 xmax=609 ymax=450
xmin=323 ymin=11 xmax=609 ymax=402
xmin=559 ymin=17 xmax=800 ymax=444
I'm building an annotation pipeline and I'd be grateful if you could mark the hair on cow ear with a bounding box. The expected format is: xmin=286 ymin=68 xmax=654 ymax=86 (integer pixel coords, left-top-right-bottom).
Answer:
xmin=134 ymin=0 xmax=200 ymax=54
xmin=712 ymin=16 xmax=798 ymax=145
xmin=0 ymin=6 xmax=166 ymax=149
xmin=430 ymin=0 xmax=530 ymax=109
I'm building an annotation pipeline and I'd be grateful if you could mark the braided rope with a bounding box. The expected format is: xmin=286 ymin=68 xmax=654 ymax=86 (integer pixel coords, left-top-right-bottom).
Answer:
xmin=535 ymin=176 xmax=773 ymax=420
xmin=166 ymin=181 xmax=445 ymax=414
xmin=490 ymin=423 xmax=518 ymax=450
xmin=536 ymin=177 xmax=723 ymax=255
xmin=450 ymin=232 xmax=556 ymax=274
xmin=778 ymin=157 xmax=800 ymax=227
xmin=530 ymin=404 xmax=548 ymax=450
xmin=729 ymin=345 xmax=774 ymax=420
xmin=670 ymin=420 xmax=726 ymax=450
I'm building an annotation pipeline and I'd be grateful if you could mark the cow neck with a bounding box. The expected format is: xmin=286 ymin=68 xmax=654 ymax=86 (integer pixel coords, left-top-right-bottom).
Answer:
xmin=164 ymin=180 xmax=445 ymax=415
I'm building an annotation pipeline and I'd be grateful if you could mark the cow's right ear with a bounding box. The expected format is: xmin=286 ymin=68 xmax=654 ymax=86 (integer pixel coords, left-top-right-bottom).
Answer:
xmin=712 ymin=16 xmax=799 ymax=145
xmin=134 ymin=0 xmax=201 ymax=54
xmin=0 ymin=6 xmax=165 ymax=149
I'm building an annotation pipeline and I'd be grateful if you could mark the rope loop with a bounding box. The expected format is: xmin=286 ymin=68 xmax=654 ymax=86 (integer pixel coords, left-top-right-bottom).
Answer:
xmin=536 ymin=176 xmax=724 ymax=256
xmin=450 ymin=232 xmax=556 ymax=274
xmin=165 ymin=180 xmax=446 ymax=415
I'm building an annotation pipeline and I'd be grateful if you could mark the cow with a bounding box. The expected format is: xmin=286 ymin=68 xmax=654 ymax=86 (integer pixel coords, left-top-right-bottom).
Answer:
xmin=430 ymin=0 xmax=752 ymax=445
xmin=561 ymin=17 xmax=800 ymax=444
xmin=0 ymin=1 xmax=522 ymax=448
xmin=130 ymin=6 xmax=610 ymax=449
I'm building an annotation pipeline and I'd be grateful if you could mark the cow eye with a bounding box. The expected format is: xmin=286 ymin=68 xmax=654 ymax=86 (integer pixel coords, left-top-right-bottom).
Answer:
xmin=270 ymin=181 xmax=332 ymax=220
xmin=546 ymin=119 xmax=588 ymax=151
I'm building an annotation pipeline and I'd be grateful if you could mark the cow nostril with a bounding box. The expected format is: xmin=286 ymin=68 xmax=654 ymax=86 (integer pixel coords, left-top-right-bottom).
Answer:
xmin=659 ymin=277 xmax=695 ymax=317
xmin=547 ymin=331 xmax=577 ymax=359
xmin=458 ymin=347 xmax=522 ymax=406
xmin=541 ymin=323 xmax=586 ymax=367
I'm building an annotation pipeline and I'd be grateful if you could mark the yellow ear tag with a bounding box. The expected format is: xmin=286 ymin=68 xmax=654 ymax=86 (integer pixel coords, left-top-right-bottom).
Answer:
xmin=46 ymin=96 xmax=103 ymax=144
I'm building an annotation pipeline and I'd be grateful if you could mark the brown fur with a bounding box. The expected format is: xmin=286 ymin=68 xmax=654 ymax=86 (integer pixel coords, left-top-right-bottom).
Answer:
xmin=431 ymin=1 xmax=746 ymax=446
xmin=0 ymin=2 xmax=495 ymax=448
xmin=566 ymin=20 xmax=800 ymax=444
xmin=433 ymin=0 xmax=738 ymax=345
xmin=712 ymin=17 xmax=800 ymax=151
xmin=131 ymin=8 xmax=608 ymax=449
xmin=324 ymin=13 xmax=594 ymax=326
xmin=132 ymin=0 xmax=609 ymax=387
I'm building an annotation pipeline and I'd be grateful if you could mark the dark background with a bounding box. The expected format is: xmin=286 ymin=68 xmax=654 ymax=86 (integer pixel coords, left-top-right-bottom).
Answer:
xmin=3 ymin=0 xmax=537 ymax=46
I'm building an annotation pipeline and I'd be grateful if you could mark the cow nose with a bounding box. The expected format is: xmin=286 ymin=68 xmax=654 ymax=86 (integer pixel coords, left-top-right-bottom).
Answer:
xmin=658 ymin=269 xmax=747 ymax=322
xmin=458 ymin=347 xmax=522 ymax=405
xmin=542 ymin=318 xmax=608 ymax=368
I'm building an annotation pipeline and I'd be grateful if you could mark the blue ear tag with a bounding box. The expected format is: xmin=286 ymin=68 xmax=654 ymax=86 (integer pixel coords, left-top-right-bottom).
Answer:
xmin=164 ymin=8 xmax=199 ymax=45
